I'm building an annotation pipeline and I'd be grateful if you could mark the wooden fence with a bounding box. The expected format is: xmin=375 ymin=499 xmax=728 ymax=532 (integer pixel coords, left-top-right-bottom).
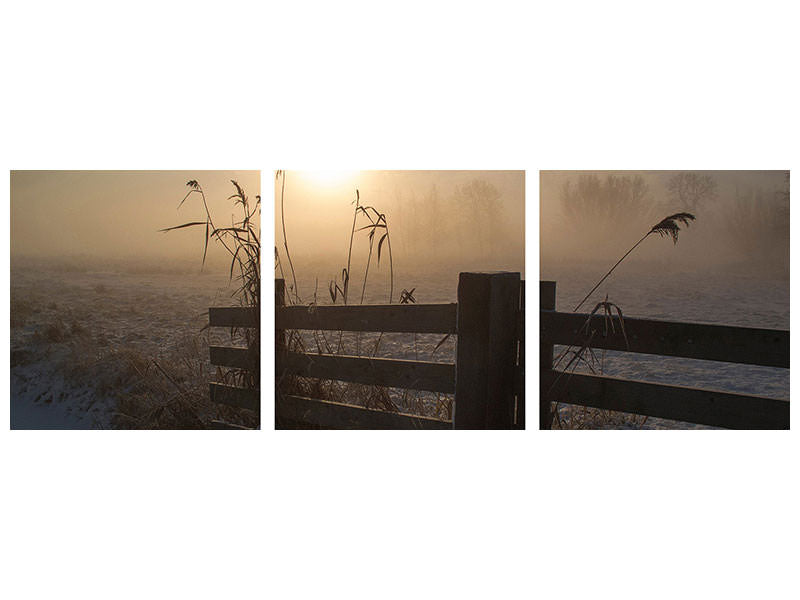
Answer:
xmin=540 ymin=281 xmax=790 ymax=430
xmin=276 ymin=272 xmax=525 ymax=429
xmin=208 ymin=306 xmax=260 ymax=429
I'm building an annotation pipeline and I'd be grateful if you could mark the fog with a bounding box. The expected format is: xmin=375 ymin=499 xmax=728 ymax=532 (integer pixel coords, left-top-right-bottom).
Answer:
xmin=540 ymin=170 xmax=789 ymax=279
xmin=10 ymin=171 xmax=260 ymax=273
xmin=275 ymin=171 xmax=525 ymax=302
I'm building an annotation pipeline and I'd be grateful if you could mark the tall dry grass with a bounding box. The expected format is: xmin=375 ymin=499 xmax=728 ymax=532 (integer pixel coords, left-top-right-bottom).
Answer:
xmin=11 ymin=295 xmax=258 ymax=429
xmin=161 ymin=179 xmax=261 ymax=426
xmin=274 ymin=171 xmax=453 ymax=427
xmin=545 ymin=212 xmax=696 ymax=430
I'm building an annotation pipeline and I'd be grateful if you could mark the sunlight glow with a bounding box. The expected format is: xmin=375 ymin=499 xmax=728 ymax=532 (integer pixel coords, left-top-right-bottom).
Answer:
xmin=295 ymin=170 xmax=360 ymax=188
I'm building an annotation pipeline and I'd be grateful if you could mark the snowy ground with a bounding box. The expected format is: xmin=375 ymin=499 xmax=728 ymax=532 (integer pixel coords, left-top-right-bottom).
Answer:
xmin=542 ymin=267 xmax=789 ymax=429
xmin=10 ymin=265 xmax=239 ymax=429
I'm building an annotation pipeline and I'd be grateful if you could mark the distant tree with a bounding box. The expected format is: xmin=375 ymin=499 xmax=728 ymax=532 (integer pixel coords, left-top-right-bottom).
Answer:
xmin=665 ymin=172 xmax=717 ymax=212
xmin=560 ymin=173 xmax=654 ymax=242
xmin=422 ymin=183 xmax=445 ymax=254
xmin=452 ymin=179 xmax=503 ymax=255
xmin=457 ymin=179 xmax=502 ymax=213
xmin=779 ymin=171 xmax=790 ymax=201
xmin=723 ymin=185 xmax=789 ymax=274
xmin=390 ymin=187 xmax=411 ymax=256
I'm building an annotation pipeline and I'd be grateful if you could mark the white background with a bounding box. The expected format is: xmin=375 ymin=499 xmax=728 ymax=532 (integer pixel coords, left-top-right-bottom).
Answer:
xmin=1 ymin=1 xmax=797 ymax=599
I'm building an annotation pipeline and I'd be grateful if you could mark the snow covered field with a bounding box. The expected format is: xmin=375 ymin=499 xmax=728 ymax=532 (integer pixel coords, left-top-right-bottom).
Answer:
xmin=542 ymin=266 xmax=790 ymax=429
xmin=10 ymin=263 xmax=242 ymax=429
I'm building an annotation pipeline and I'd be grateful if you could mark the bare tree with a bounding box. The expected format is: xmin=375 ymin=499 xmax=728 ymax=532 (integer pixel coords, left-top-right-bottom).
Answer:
xmin=723 ymin=184 xmax=789 ymax=274
xmin=665 ymin=172 xmax=717 ymax=212
xmin=452 ymin=179 xmax=503 ymax=255
xmin=560 ymin=173 xmax=654 ymax=241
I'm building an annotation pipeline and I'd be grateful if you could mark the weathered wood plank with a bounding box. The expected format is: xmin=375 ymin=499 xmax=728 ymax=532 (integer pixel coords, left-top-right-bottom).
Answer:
xmin=541 ymin=310 xmax=788 ymax=368
xmin=276 ymin=279 xmax=286 ymax=349
xmin=277 ymin=394 xmax=452 ymax=429
xmin=454 ymin=272 xmax=520 ymax=429
xmin=276 ymin=303 xmax=457 ymax=334
xmin=209 ymin=383 xmax=260 ymax=412
xmin=540 ymin=281 xmax=556 ymax=430
xmin=209 ymin=307 xmax=259 ymax=328
xmin=209 ymin=346 xmax=257 ymax=370
xmin=515 ymin=279 xmax=525 ymax=429
xmin=276 ymin=279 xmax=286 ymax=419
xmin=541 ymin=369 xmax=789 ymax=430
xmin=277 ymin=351 xmax=455 ymax=393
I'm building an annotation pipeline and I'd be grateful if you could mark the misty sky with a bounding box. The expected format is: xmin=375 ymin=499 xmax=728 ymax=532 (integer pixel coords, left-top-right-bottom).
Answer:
xmin=10 ymin=171 xmax=260 ymax=267
xmin=275 ymin=170 xmax=525 ymax=284
xmin=540 ymin=170 xmax=789 ymax=277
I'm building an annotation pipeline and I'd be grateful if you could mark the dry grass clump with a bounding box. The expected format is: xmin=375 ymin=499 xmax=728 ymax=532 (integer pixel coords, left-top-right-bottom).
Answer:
xmin=547 ymin=212 xmax=696 ymax=430
xmin=11 ymin=349 xmax=34 ymax=368
xmin=40 ymin=319 xmax=70 ymax=343
xmin=161 ymin=179 xmax=261 ymax=427
xmin=110 ymin=347 xmax=208 ymax=430
xmin=61 ymin=333 xmax=258 ymax=430
xmin=12 ymin=302 xmax=232 ymax=428
xmin=31 ymin=315 xmax=88 ymax=344
xmin=163 ymin=180 xmax=260 ymax=313
xmin=544 ymin=299 xmax=636 ymax=429
xmin=553 ymin=404 xmax=649 ymax=429
xmin=10 ymin=295 xmax=41 ymax=329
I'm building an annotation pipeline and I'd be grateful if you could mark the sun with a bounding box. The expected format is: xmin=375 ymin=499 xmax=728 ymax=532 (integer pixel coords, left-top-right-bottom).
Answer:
xmin=295 ymin=170 xmax=360 ymax=188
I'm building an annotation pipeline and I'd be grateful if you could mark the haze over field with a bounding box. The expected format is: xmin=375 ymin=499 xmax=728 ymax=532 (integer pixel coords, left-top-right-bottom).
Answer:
xmin=11 ymin=170 xmax=260 ymax=271
xmin=541 ymin=170 xmax=789 ymax=278
xmin=275 ymin=170 xmax=525 ymax=302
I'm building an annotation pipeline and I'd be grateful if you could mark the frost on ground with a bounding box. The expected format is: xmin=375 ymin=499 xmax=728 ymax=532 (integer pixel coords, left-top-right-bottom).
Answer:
xmin=10 ymin=263 xmax=253 ymax=429
xmin=543 ymin=268 xmax=789 ymax=430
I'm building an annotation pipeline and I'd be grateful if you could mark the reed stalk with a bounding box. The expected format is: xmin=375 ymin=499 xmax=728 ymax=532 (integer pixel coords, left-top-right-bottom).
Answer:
xmin=573 ymin=212 xmax=695 ymax=312
xmin=278 ymin=171 xmax=300 ymax=304
xmin=159 ymin=178 xmax=261 ymax=425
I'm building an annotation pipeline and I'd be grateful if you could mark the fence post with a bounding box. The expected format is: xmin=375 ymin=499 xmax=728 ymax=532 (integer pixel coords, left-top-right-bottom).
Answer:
xmin=540 ymin=281 xmax=556 ymax=430
xmin=275 ymin=279 xmax=286 ymax=427
xmin=516 ymin=280 xmax=525 ymax=429
xmin=276 ymin=279 xmax=286 ymax=350
xmin=454 ymin=272 xmax=521 ymax=429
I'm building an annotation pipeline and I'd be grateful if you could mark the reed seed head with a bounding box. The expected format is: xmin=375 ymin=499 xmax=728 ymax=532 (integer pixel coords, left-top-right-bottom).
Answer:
xmin=649 ymin=212 xmax=696 ymax=244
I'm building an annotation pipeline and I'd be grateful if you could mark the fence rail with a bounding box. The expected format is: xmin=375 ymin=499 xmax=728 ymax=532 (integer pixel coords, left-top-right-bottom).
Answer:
xmin=276 ymin=272 xmax=525 ymax=429
xmin=277 ymin=303 xmax=457 ymax=333
xmin=209 ymin=306 xmax=259 ymax=328
xmin=279 ymin=352 xmax=456 ymax=394
xmin=278 ymin=395 xmax=452 ymax=430
xmin=541 ymin=310 xmax=788 ymax=368
xmin=540 ymin=281 xmax=789 ymax=430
